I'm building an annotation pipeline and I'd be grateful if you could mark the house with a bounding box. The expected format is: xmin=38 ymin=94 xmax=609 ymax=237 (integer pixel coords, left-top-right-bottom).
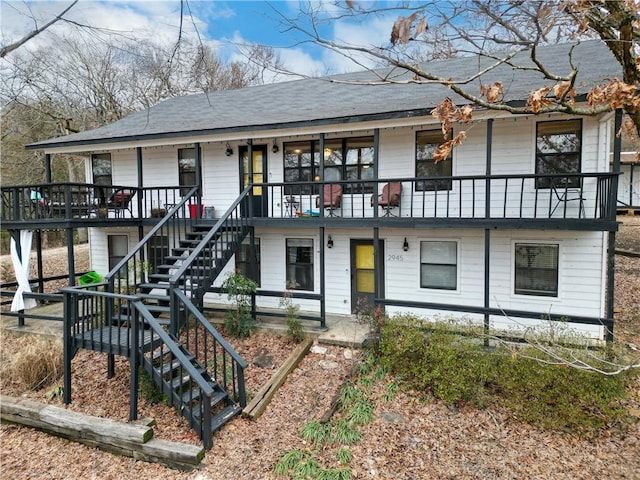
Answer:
xmin=0 ymin=40 xmax=624 ymax=447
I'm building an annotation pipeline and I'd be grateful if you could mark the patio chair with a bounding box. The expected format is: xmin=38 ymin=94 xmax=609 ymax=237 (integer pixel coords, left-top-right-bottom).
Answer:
xmin=316 ymin=184 xmax=342 ymax=217
xmin=372 ymin=182 xmax=402 ymax=217
xmin=550 ymin=181 xmax=585 ymax=218
xmin=106 ymin=188 xmax=136 ymax=217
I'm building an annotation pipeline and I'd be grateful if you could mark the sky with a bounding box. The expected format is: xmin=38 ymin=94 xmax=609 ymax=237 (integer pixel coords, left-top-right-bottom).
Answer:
xmin=0 ymin=0 xmax=402 ymax=80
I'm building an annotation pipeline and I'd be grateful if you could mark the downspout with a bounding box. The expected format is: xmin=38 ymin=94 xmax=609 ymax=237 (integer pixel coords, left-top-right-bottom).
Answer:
xmin=605 ymin=109 xmax=623 ymax=342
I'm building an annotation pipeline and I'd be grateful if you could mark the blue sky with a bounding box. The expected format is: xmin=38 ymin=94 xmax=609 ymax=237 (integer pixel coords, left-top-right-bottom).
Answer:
xmin=1 ymin=1 xmax=401 ymax=78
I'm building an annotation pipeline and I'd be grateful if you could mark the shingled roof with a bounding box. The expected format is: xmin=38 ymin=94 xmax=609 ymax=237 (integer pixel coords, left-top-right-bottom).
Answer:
xmin=28 ymin=40 xmax=620 ymax=150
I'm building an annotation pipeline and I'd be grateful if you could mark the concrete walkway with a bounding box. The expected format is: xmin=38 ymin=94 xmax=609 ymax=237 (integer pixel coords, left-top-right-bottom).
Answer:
xmin=1 ymin=302 xmax=369 ymax=347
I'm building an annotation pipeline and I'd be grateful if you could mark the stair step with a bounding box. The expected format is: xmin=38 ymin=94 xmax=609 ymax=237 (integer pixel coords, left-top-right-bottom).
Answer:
xmin=210 ymin=405 xmax=243 ymax=432
xmin=136 ymin=293 xmax=170 ymax=303
xmin=182 ymin=386 xmax=227 ymax=407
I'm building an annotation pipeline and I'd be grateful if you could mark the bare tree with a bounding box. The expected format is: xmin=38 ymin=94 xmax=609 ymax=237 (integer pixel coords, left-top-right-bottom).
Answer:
xmin=274 ymin=1 xmax=639 ymax=145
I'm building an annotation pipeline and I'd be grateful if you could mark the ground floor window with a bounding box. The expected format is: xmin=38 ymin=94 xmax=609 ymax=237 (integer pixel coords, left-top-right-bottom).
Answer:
xmin=108 ymin=235 xmax=128 ymax=272
xmin=286 ymin=238 xmax=313 ymax=291
xmin=236 ymin=238 xmax=261 ymax=286
xmin=514 ymin=243 xmax=559 ymax=297
xmin=420 ymin=241 xmax=457 ymax=290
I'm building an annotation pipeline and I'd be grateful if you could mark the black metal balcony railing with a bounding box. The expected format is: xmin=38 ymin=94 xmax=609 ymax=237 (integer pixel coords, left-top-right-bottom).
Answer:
xmin=0 ymin=172 xmax=618 ymax=226
xmin=264 ymin=172 xmax=617 ymax=221
xmin=0 ymin=183 xmax=193 ymax=223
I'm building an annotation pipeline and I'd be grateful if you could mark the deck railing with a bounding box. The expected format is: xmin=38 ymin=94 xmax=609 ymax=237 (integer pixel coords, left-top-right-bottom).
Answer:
xmin=263 ymin=172 xmax=617 ymax=221
xmin=0 ymin=183 xmax=190 ymax=223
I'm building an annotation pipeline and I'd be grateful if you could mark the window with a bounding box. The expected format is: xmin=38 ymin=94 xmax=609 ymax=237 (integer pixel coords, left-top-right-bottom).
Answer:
xmin=283 ymin=136 xmax=375 ymax=195
xmin=92 ymin=153 xmax=112 ymax=186
xmin=416 ymin=130 xmax=452 ymax=191
xmin=108 ymin=235 xmax=128 ymax=271
xmin=514 ymin=243 xmax=559 ymax=297
xmin=536 ymin=120 xmax=581 ymax=188
xmin=286 ymin=239 xmax=314 ymax=291
xmin=178 ymin=148 xmax=197 ymax=195
xmin=284 ymin=141 xmax=319 ymax=195
xmin=420 ymin=241 xmax=457 ymax=290
xmin=236 ymin=239 xmax=261 ymax=286
xmin=147 ymin=235 xmax=169 ymax=272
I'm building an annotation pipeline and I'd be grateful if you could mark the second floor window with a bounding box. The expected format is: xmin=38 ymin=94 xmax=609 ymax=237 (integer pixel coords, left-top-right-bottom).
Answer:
xmin=536 ymin=119 xmax=582 ymax=189
xmin=284 ymin=142 xmax=319 ymax=195
xmin=416 ymin=130 xmax=452 ymax=191
xmin=178 ymin=148 xmax=197 ymax=195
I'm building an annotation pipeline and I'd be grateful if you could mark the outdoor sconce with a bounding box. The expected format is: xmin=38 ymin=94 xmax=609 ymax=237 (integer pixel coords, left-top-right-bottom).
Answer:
xmin=402 ymin=238 xmax=409 ymax=252
xmin=327 ymin=235 xmax=334 ymax=249
xmin=272 ymin=139 xmax=279 ymax=153
xmin=225 ymin=142 xmax=233 ymax=156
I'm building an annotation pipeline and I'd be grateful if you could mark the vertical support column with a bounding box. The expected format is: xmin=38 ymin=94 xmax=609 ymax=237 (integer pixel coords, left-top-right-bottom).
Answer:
xmin=195 ymin=142 xmax=202 ymax=217
xmin=319 ymin=134 xmax=325 ymax=218
xmin=247 ymin=140 xmax=254 ymax=218
xmin=249 ymin=227 xmax=257 ymax=321
xmin=319 ymin=226 xmax=326 ymax=330
xmin=484 ymin=119 xmax=493 ymax=342
xmin=36 ymin=230 xmax=44 ymax=296
xmin=10 ymin=230 xmax=25 ymax=327
xmin=606 ymin=109 xmax=623 ymax=342
xmin=45 ymin=153 xmax=52 ymax=183
xmin=66 ymin=228 xmax=76 ymax=286
xmin=373 ymin=129 xmax=380 ymax=217
xmin=63 ymin=290 xmax=73 ymax=405
xmin=630 ymin=163 xmax=635 ymax=207
xmin=129 ymin=306 xmax=140 ymax=421
xmin=136 ymin=146 xmax=144 ymax=233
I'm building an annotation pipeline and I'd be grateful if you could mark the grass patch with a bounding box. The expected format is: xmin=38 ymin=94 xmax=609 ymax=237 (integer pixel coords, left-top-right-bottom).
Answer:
xmin=1 ymin=335 xmax=63 ymax=391
xmin=379 ymin=314 xmax=635 ymax=436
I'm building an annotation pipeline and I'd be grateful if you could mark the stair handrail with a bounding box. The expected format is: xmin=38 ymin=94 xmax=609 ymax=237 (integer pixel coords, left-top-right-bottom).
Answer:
xmin=173 ymin=288 xmax=248 ymax=371
xmin=104 ymin=186 xmax=199 ymax=282
xmin=169 ymin=185 xmax=252 ymax=283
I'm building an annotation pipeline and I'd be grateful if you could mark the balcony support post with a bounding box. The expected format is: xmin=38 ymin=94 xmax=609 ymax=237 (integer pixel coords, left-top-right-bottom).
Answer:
xmin=605 ymin=109 xmax=623 ymax=342
xmin=483 ymin=119 xmax=493 ymax=342
xmin=45 ymin=154 xmax=52 ymax=183
xmin=319 ymin=226 xmax=326 ymax=330
xmin=195 ymin=142 xmax=202 ymax=217
xmin=319 ymin=134 xmax=324 ymax=219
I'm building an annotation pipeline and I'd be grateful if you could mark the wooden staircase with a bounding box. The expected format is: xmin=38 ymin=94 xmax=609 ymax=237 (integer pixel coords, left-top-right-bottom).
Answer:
xmin=63 ymin=188 xmax=253 ymax=449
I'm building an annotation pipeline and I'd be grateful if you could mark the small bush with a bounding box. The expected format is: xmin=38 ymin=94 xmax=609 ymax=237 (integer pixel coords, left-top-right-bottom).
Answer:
xmin=280 ymin=287 xmax=304 ymax=343
xmin=380 ymin=314 xmax=633 ymax=435
xmin=221 ymin=272 xmax=257 ymax=338
xmin=3 ymin=336 xmax=63 ymax=391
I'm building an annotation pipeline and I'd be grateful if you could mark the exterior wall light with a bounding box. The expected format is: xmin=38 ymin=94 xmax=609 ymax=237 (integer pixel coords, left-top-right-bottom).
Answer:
xmin=403 ymin=237 xmax=409 ymax=251
xmin=327 ymin=235 xmax=334 ymax=249
xmin=225 ymin=143 xmax=233 ymax=156
xmin=272 ymin=139 xmax=279 ymax=153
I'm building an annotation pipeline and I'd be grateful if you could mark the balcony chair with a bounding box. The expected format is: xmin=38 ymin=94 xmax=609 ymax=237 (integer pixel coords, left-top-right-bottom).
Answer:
xmin=550 ymin=181 xmax=585 ymax=218
xmin=372 ymin=182 xmax=402 ymax=217
xmin=315 ymin=184 xmax=342 ymax=217
xmin=106 ymin=188 xmax=136 ymax=217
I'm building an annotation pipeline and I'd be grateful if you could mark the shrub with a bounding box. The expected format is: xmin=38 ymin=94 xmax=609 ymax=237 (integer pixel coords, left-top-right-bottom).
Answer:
xmin=3 ymin=336 xmax=63 ymax=390
xmin=221 ymin=272 xmax=257 ymax=338
xmin=279 ymin=287 xmax=304 ymax=343
xmin=379 ymin=314 xmax=633 ymax=435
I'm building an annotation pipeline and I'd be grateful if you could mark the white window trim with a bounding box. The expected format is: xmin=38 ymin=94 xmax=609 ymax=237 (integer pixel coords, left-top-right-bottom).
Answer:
xmin=417 ymin=238 xmax=461 ymax=295
xmin=510 ymin=239 xmax=563 ymax=302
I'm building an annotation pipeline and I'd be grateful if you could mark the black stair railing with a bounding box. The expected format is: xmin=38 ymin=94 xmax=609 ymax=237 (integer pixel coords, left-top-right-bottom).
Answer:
xmin=104 ymin=187 xmax=200 ymax=303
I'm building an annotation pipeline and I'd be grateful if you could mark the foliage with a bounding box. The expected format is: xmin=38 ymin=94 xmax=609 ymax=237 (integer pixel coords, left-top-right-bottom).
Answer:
xmin=138 ymin=368 xmax=168 ymax=405
xmin=279 ymin=286 xmax=304 ymax=343
xmin=1 ymin=335 xmax=63 ymax=390
xmin=221 ymin=272 xmax=257 ymax=338
xmin=379 ymin=314 xmax=634 ymax=435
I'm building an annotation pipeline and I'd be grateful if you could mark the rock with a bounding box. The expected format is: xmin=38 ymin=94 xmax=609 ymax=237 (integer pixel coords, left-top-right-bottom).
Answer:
xmin=253 ymin=349 xmax=275 ymax=369
xmin=310 ymin=345 xmax=327 ymax=355
xmin=381 ymin=411 xmax=405 ymax=424
xmin=343 ymin=349 xmax=353 ymax=360
xmin=319 ymin=360 xmax=339 ymax=370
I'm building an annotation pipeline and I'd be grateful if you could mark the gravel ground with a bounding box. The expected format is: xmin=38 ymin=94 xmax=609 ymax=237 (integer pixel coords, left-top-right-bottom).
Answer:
xmin=0 ymin=222 xmax=639 ymax=479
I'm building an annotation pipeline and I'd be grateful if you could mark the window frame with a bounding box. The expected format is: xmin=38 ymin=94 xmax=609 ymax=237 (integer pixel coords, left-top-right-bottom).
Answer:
xmin=92 ymin=153 xmax=113 ymax=186
xmin=108 ymin=234 xmax=129 ymax=272
xmin=419 ymin=240 xmax=458 ymax=291
xmin=235 ymin=238 xmax=261 ymax=287
xmin=535 ymin=119 xmax=582 ymax=189
xmin=415 ymin=130 xmax=453 ymax=192
xmin=513 ymin=242 xmax=560 ymax=297
xmin=285 ymin=238 xmax=314 ymax=291
xmin=178 ymin=147 xmax=198 ymax=196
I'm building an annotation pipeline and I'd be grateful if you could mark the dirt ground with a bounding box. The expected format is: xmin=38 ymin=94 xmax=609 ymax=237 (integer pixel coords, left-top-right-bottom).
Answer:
xmin=0 ymin=220 xmax=639 ymax=479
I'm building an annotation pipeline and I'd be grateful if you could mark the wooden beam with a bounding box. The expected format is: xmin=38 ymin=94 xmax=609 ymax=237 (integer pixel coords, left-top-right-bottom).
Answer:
xmin=0 ymin=395 xmax=204 ymax=470
xmin=242 ymin=338 xmax=312 ymax=420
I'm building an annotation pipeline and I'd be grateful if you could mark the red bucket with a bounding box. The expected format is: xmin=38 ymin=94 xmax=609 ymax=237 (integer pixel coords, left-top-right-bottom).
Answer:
xmin=189 ymin=204 xmax=204 ymax=218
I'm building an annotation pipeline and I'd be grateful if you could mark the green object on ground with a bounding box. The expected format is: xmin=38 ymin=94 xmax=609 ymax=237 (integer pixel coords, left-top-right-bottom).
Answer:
xmin=79 ymin=271 xmax=102 ymax=285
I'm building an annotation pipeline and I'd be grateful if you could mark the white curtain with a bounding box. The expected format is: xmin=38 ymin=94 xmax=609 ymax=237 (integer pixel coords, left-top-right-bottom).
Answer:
xmin=10 ymin=230 xmax=37 ymax=311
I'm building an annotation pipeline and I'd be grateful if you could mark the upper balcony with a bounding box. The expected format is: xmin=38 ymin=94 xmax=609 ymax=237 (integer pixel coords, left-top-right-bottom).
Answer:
xmin=0 ymin=172 xmax=619 ymax=232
